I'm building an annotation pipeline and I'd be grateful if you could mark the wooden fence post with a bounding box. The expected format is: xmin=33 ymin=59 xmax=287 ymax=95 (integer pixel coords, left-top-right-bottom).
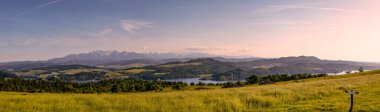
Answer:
xmin=346 ymin=90 xmax=359 ymax=112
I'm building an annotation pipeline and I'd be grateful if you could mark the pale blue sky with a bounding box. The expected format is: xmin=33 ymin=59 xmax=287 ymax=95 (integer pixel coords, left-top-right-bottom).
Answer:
xmin=1 ymin=0 xmax=379 ymax=62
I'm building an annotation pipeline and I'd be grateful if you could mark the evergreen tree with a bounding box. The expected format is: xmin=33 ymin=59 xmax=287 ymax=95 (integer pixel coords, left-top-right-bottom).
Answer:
xmin=247 ymin=75 xmax=261 ymax=84
xmin=358 ymin=67 xmax=364 ymax=72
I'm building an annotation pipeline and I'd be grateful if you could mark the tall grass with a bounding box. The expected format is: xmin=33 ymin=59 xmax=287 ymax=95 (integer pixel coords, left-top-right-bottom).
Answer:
xmin=1 ymin=70 xmax=380 ymax=112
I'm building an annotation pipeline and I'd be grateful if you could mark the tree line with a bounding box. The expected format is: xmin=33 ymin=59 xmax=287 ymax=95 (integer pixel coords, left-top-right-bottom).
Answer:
xmin=0 ymin=77 xmax=250 ymax=93
xmin=247 ymin=73 xmax=327 ymax=84
xmin=0 ymin=71 xmax=18 ymax=78
xmin=222 ymin=73 xmax=327 ymax=88
xmin=0 ymin=70 xmax=328 ymax=93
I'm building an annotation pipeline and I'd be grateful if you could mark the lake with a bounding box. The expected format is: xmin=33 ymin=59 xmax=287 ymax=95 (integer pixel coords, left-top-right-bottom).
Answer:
xmin=164 ymin=78 xmax=239 ymax=84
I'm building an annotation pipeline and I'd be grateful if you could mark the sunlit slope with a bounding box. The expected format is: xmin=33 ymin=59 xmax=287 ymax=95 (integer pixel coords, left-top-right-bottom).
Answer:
xmin=1 ymin=70 xmax=380 ymax=112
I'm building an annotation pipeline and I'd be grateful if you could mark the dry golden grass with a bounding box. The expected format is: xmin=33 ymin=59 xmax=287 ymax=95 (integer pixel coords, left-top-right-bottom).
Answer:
xmin=1 ymin=70 xmax=380 ymax=112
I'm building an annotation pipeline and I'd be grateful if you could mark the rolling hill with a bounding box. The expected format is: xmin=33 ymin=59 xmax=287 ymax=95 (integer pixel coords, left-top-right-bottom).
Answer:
xmin=0 ymin=61 xmax=57 ymax=71
xmin=132 ymin=56 xmax=380 ymax=80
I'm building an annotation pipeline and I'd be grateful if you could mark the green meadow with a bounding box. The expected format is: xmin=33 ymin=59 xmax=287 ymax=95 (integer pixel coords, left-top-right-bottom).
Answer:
xmin=1 ymin=70 xmax=380 ymax=112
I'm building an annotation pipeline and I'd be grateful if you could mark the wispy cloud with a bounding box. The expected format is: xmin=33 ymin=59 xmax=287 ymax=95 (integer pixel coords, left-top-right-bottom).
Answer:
xmin=252 ymin=5 xmax=362 ymax=15
xmin=244 ymin=20 xmax=355 ymax=31
xmin=89 ymin=28 xmax=117 ymax=39
xmin=15 ymin=0 xmax=62 ymax=18
xmin=120 ymin=20 xmax=153 ymax=33
xmin=180 ymin=47 xmax=255 ymax=57
xmin=10 ymin=37 xmax=87 ymax=47
xmin=182 ymin=47 xmax=224 ymax=53
xmin=269 ymin=5 xmax=362 ymax=13
xmin=236 ymin=49 xmax=251 ymax=52
xmin=99 ymin=28 xmax=114 ymax=35
xmin=247 ymin=20 xmax=314 ymax=25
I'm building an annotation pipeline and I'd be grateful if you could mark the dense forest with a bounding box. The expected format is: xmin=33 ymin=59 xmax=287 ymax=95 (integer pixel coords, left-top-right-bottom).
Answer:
xmin=136 ymin=58 xmax=236 ymax=80
xmin=126 ymin=58 xmax=369 ymax=81
xmin=0 ymin=78 xmax=188 ymax=93
xmin=0 ymin=71 xmax=18 ymax=78
xmin=49 ymin=72 xmax=109 ymax=81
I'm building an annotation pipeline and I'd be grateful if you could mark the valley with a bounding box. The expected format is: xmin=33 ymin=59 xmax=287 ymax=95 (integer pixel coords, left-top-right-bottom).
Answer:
xmin=1 ymin=51 xmax=378 ymax=82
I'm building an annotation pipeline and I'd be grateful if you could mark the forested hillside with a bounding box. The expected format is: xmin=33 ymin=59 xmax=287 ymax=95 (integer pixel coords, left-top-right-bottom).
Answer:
xmin=1 ymin=56 xmax=379 ymax=81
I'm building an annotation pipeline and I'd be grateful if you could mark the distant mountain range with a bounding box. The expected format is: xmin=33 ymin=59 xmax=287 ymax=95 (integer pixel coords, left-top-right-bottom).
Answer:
xmin=47 ymin=50 xmax=218 ymax=65
xmin=0 ymin=50 xmax=261 ymax=71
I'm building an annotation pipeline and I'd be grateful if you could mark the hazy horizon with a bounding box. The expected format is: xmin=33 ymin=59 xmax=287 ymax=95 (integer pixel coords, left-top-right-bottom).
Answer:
xmin=1 ymin=0 xmax=380 ymax=62
xmin=0 ymin=49 xmax=376 ymax=63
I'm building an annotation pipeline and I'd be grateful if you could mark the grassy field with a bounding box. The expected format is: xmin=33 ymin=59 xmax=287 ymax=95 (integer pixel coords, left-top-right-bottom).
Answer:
xmin=1 ymin=70 xmax=380 ymax=112
xmin=15 ymin=70 xmax=48 ymax=76
xmin=62 ymin=68 xmax=107 ymax=75
xmin=123 ymin=68 xmax=152 ymax=74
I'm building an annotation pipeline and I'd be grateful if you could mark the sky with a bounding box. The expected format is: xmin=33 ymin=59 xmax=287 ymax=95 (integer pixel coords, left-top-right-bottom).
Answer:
xmin=1 ymin=0 xmax=380 ymax=62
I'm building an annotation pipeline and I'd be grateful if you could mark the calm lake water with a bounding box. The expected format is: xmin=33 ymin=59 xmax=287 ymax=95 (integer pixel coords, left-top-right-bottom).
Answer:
xmin=327 ymin=70 xmax=364 ymax=76
xmin=164 ymin=78 xmax=238 ymax=84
